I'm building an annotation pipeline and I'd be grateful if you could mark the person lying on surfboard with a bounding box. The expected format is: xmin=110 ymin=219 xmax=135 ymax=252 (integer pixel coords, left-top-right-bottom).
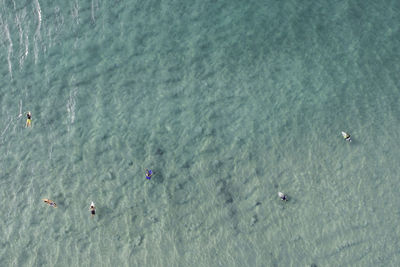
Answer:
xmin=341 ymin=131 xmax=351 ymax=142
xmin=43 ymin=199 xmax=57 ymax=208
xmin=89 ymin=202 xmax=96 ymax=217
xmin=26 ymin=112 xmax=32 ymax=127
xmin=278 ymin=192 xmax=288 ymax=201
xmin=89 ymin=201 xmax=96 ymax=217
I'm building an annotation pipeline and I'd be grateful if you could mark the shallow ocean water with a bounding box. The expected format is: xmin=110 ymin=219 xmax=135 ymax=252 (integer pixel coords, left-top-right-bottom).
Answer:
xmin=1 ymin=0 xmax=400 ymax=266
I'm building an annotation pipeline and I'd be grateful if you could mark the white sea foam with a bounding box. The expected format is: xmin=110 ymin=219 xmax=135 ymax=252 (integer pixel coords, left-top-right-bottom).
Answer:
xmin=15 ymin=11 xmax=29 ymax=69
xmin=0 ymin=101 xmax=23 ymax=143
xmin=16 ymin=15 xmax=23 ymax=69
xmin=0 ymin=118 xmax=13 ymax=139
xmin=33 ymin=40 xmax=38 ymax=64
xmin=33 ymin=0 xmax=42 ymax=64
xmin=2 ymin=20 xmax=14 ymax=79
xmin=34 ymin=0 xmax=42 ymax=35
xmin=72 ymin=0 xmax=80 ymax=24
xmin=67 ymin=77 xmax=78 ymax=129
xmin=91 ymin=0 xmax=99 ymax=23
xmin=18 ymin=100 xmax=22 ymax=117
xmin=24 ymin=34 xmax=29 ymax=57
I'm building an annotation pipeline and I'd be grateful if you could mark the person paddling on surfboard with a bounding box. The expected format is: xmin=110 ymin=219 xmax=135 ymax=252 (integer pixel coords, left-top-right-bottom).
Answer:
xmin=145 ymin=169 xmax=153 ymax=180
xmin=89 ymin=202 xmax=96 ymax=217
xmin=43 ymin=198 xmax=57 ymax=208
xmin=278 ymin=192 xmax=288 ymax=201
xmin=341 ymin=131 xmax=351 ymax=142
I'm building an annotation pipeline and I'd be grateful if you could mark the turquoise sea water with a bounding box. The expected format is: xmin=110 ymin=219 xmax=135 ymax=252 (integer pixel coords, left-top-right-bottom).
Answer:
xmin=1 ymin=0 xmax=400 ymax=266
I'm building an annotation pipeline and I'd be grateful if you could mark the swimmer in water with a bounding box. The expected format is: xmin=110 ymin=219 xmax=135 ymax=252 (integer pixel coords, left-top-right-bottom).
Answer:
xmin=89 ymin=202 xmax=96 ymax=217
xmin=145 ymin=169 xmax=153 ymax=180
xmin=43 ymin=198 xmax=57 ymax=208
xmin=26 ymin=112 xmax=32 ymax=127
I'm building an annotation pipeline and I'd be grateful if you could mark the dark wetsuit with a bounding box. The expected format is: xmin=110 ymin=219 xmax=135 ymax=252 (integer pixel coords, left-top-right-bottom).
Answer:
xmin=91 ymin=209 xmax=95 ymax=215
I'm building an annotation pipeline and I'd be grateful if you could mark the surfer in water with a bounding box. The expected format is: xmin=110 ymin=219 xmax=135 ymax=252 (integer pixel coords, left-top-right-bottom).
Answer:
xmin=145 ymin=169 xmax=152 ymax=180
xmin=342 ymin=131 xmax=351 ymax=142
xmin=89 ymin=202 xmax=96 ymax=217
xmin=278 ymin=192 xmax=288 ymax=201
xmin=26 ymin=112 xmax=32 ymax=127
xmin=43 ymin=199 xmax=57 ymax=208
